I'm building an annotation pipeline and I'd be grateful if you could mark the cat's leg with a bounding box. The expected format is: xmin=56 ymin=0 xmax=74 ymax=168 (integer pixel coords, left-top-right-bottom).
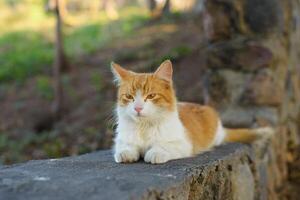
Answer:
xmin=144 ymin=145 xmax=170 ymax=164
xmin=144 ymin=141 xmax=192 ymax=164
xmin=114 ymin=139 xmax=140 ymax=163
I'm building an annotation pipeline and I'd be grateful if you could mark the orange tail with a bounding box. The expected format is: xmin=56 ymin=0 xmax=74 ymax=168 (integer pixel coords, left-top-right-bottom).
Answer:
xmin=224 ymin=127 xmax=274 ymax=143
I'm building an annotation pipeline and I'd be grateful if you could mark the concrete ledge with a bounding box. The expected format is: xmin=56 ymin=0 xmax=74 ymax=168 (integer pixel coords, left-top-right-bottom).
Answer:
xmin=0 ymin=140 xmax=274 ymax=200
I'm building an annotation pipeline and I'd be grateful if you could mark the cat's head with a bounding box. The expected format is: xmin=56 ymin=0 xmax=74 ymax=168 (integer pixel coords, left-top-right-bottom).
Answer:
xmin=111 ymin=60 xmax=176 ymax=121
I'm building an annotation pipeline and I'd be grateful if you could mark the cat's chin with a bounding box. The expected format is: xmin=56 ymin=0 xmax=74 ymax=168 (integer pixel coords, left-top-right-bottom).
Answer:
xmin=136 ymin=113 xmax=145 ymax=117
xmin=135 ymin=114 xmax=148 ymax=120
xmin=127 ymin=113 xmax=147 ymax=121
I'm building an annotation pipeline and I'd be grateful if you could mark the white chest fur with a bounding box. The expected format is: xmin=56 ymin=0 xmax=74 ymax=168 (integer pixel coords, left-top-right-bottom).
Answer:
xmin=113 ymin=107 xmax=193 ymax=164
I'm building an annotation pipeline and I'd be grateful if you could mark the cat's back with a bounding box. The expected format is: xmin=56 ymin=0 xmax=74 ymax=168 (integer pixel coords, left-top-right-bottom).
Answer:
xmin=178 ymin=102 xmax=220 ymax=153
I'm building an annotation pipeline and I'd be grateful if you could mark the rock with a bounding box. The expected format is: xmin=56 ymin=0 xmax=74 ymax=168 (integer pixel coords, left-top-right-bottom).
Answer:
xmin=215 ymin=69 xmax=251 ymax=104
xmin=201 ymin=0 xmax=300 ymax=199
xmin=206 ymin=39 xmax=273 ymax=71
xmin=244 ymin=0 xmax=284 ymax=34
xmin=221 ymin=106 xmax=254 ymax=128
xmin=231 ymin=163 xmax=255 ymax=200
xmin=220 ymin=106 xmax=278 ymax=128
xmin=202 ymin=0 xmax=283 ymax=39
xmin=202 ymin=0 xmax=232 ymax=41
xmin=206 ymin=69 xmax=230 ymax=108
xmin=241 ymin=70 xmax=283 ymax=106
xmin=0 ymin=142 xmax=276 ymax=200
xmin=254 ymin=107 xmax=278 ymax=127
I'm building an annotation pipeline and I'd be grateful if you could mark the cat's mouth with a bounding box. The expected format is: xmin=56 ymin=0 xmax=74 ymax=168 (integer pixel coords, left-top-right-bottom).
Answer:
xmin=136 ymin=112 xmax=146 ymax=118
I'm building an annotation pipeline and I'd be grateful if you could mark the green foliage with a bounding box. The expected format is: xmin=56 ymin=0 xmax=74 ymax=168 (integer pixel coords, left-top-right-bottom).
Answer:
xmin=0 ymin=31 xmax=53 ymax=83
xmin=65 ymin=14 xmax=148 ymax=57
xmin=121 ymin=14 xmax=149 ymax=34
xmin=0 ymin=134 xmax=9 ymax=152
xmin=65 ymin=24 xmax=103 ymax=55
xmin=43 ymin=139 xmax=64 ymax=158
xmin=149 ymin=45 xmax=193 ymax=69
xmin=0 ymin=2 xmax=149 ymax=83
xmin=78 ymin=145 xmax=92 ymax=155
xmin=36 ymin=75 xmax=54 ymax=100
xmin=0 ymin=131 xmax=67 ymax=164
xmin=160 ymin=11 xmax=184 ymax=23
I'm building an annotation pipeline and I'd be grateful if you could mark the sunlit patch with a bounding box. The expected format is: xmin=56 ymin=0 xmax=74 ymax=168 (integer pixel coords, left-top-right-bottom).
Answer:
xmin=33 ymin=176 xmax=50 ymax=181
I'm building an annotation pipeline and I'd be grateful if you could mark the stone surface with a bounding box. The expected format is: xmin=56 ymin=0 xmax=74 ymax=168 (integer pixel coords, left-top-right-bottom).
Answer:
xmin=241 ymin=70 xmax=283 ymax=107
xmin=0 ymin=142 xmax=275 ymax=200
xmin=202 ymin=0 xmax=232 ymax=41
xmin=231 ymin=163 xmax=254 ymax=200
xmin=201 ymin=0 xmax=300 ymax=199
xmin=220 ymin=106 xmax=278 ymax=128
xmin=244 ymin=0 xmax=283 ymax=34
xmin=206 ymin=39 xmax=273 ymax=71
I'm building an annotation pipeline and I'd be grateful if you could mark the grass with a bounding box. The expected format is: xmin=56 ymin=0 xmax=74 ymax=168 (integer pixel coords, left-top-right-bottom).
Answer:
xmin=0 ymin=131 xmax=65 ymax=164
xmin=147 ymin=45 xmax=193 ymax=70
xmin=64 ymin=14 xmax=148 ymax=56
xmin=0 ymin=31 xmax=53 ymax=82
xmin=0 ymin=2 xmax=149 ymax=83
xmin=0 ymin=125 xmax=107 ymax=164
xmin=36 ymin=75 xmax=54 ymax=100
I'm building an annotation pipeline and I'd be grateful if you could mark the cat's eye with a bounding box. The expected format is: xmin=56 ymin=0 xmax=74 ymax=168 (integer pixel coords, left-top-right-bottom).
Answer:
xmin=125 ymin=94 xmax=134 ymax=100
xmin=146 ymin=93 xmax=156 ymax=100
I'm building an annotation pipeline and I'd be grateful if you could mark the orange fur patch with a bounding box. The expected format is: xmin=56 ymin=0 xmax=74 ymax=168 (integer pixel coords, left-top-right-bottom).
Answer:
xmin=178 ymin=102 xmax=219 ymax=154
xmin=117 ymin=73 xmax=176 ymax=111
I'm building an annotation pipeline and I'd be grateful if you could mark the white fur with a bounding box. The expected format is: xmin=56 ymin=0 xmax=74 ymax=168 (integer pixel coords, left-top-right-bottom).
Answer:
xmin=114 ymin=91 xmax=192 ymax=164
xmin=253 ymin=127 xmax=274 ymax=138
xmin=213 ymin=120 xmax=226 ymax=146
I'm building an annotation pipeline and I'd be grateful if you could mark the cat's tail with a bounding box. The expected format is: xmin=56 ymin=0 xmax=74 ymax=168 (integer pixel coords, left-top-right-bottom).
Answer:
xmin=224 ymin=127 xmax=274 ymax=143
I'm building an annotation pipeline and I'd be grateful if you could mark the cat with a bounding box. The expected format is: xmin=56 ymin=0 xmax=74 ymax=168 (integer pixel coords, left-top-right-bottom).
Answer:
xmin=111 ymin=60 xmax=273 ymax=164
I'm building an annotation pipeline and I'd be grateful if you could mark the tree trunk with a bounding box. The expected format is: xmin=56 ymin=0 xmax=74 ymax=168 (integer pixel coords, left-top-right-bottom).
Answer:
xmin=147 ymin=0 xmax=171 ymax=18
xmin=162 ymin=0 xmax=170 ymax=15
xmin=147 ymin=0 xmax=157 ymax=16
xmin=53 ymin=0 xmax=68 ymax=120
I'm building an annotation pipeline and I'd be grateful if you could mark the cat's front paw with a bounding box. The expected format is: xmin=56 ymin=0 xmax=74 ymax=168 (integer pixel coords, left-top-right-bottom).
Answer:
xmin=144 ymin=148 xmax=170 ymax=164
xmin=114 ymin=149 xmax=140 ymax=163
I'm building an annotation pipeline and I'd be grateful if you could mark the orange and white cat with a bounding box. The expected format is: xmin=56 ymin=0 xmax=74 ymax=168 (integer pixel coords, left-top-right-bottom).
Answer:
xmin=111 ymin=60 xmax=273 ymax=164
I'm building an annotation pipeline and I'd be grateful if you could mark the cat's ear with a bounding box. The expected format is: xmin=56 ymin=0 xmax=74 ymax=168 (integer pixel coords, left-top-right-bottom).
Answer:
xmin=111 ymin=62 xmax=131 ymax=83
xmin=154 ymin=60 xmax=173 ymax=82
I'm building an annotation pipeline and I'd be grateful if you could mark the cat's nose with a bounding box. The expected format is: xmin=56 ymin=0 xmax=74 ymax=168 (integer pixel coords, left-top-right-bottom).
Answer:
xmin=134 ymin=106 xmax=143 ymax=113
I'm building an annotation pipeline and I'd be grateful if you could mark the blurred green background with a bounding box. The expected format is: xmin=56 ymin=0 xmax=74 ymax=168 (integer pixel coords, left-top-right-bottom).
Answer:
xmin=0 ymin=0 xmax=149 ymax=83
xmin=0 ymin=0 xmax=200 ymax=164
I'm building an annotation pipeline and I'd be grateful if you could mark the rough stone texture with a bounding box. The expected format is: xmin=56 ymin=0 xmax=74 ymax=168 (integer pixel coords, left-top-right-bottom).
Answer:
xmin=241 ymin=70 xmax=283 ymax=107
xmin=0 ymin=140 xmax=276 ymax=200
xmin=206 ymin=39 xmax=273 ymax=71
xmin=244 ymin=0 xmax=284 ymax=34
xmin=202 ymin=0 xmax=300 ymax=199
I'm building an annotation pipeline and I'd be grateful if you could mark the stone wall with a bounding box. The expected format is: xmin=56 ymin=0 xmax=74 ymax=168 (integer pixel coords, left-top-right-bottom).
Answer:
xmin=201 ymin=0 xmax=300 ymax=199
xmin=0 ymin=139 xmax=276 ymax=200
